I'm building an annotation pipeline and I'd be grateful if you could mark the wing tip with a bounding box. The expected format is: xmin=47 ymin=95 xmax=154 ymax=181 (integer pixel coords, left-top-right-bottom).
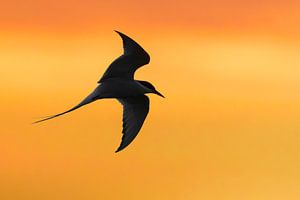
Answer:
xmin=115 ymin=140 xmax=129 ymax=152
xmin=113 ymin=30 xmax=150 ymax=64
xmin=115 ymin=141 xmax=130 ymax=153
xmin=115 ymin=146 xmax=124 ymax=153
xmin=114 ymin=30 xmax=125 ymax=38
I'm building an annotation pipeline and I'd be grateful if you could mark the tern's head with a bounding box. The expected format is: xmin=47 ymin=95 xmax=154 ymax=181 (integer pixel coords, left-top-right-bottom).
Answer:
xmin=138 ymin=81 xmax=165 ymax=98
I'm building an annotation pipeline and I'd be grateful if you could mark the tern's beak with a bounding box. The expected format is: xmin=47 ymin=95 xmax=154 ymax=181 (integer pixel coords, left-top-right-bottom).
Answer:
xmin=154 ymin=90 xmax=165 ymax=98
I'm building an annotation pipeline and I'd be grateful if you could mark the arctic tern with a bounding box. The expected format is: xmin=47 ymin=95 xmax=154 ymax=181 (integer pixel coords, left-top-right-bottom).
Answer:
xmin=34 ymin=31 xmax=164 ymax=152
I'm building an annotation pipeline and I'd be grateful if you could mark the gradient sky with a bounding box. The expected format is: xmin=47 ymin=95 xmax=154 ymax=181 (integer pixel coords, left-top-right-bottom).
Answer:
xmin=1 ymin=0 xmax=300 ymax=200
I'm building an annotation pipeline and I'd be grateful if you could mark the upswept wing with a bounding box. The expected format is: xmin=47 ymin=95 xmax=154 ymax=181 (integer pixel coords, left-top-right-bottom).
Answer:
xmin=98 ymin=31 xmax=150 ymax=83
xmin=116 ymin=95 xmax=150 ymax=152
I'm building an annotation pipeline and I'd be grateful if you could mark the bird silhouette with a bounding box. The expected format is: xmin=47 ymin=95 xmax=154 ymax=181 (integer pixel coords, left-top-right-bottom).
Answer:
xmin=34 ymin=31 xmax=164 ymax=152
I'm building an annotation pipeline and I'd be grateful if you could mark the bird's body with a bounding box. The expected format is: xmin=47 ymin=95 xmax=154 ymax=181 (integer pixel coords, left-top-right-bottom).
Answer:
xmin=96 ymin=78 xmax=153 ymax=99
xmin=34 ymin=31 xmax=164 ymax=152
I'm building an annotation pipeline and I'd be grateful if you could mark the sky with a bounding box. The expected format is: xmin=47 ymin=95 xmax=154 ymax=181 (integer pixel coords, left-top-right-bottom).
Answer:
xmin=1 ymin=0 xmax=300 ymax=199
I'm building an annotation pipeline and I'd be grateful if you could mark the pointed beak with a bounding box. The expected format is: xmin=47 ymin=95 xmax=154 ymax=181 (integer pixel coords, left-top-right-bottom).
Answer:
xmin=154 ymin=90 xmax=165 ymax=98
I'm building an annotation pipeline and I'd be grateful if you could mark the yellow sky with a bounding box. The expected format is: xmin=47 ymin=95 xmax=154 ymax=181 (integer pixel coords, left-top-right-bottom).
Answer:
xmin=1 ymin=0 xmax=300 ymax=200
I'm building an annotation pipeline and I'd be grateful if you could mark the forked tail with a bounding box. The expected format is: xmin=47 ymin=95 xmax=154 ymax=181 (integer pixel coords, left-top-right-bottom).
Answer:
xmin=33 ymin=90 xmax=99 ymax=124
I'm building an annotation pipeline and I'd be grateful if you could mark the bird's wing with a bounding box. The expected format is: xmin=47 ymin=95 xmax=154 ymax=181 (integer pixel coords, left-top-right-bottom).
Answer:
xmin=116 ymin=95 xmax=150 ymax=152
xmin=98 ymin=31 xmax=150 ymax=83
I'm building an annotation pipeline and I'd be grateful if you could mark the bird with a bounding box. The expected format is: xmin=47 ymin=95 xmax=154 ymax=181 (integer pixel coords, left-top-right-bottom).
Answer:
xmin=33 ymin=31 xmax=164 ymax=153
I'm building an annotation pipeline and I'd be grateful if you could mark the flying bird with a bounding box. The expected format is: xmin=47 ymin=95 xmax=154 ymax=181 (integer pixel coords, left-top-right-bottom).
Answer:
xmin=34 ymin=31 xmax=164 ymax=152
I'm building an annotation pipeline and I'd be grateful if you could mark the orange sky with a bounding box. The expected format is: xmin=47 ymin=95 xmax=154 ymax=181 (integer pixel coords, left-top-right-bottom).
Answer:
xmin=1 ymin=0 xmax=300 ymax=36
xmin=1 ymin=0 xmax=300 ymax=200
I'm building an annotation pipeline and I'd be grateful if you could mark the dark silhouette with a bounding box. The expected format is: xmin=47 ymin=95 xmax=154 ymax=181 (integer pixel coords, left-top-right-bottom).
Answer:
xmin=34 ymin=31 xmax=164 ymax=153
